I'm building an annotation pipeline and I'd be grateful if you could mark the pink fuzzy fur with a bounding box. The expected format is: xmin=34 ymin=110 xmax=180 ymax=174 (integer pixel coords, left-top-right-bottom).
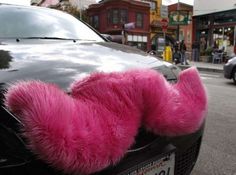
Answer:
xmin=4 ymin=67 xmax=207 ymax=174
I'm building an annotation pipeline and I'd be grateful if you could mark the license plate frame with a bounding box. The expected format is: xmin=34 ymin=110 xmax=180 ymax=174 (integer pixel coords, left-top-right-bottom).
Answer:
xmin=118 ymin=150 xmax=175 ymax=175
xmin=131 ymin=152 xmax=175 ymax=175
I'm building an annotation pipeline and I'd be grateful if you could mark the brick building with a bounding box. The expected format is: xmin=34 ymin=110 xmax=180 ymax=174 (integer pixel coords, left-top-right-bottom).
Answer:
xmin=193 ymin=0 xmax=236 ymax=57
xmin=87 ymin=0 xmax=150 ymax=51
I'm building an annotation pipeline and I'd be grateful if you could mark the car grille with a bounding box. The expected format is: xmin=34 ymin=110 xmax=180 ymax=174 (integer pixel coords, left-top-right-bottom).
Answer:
xmin=175 ymin=137 xmax=202 ymax=175
xmin=168 ymin=79 xmax=178 ymax=84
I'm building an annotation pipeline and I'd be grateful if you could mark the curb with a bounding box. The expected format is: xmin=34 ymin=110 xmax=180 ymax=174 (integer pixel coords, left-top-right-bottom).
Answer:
xmin=178 ymin=65 xmax=224 ymax=74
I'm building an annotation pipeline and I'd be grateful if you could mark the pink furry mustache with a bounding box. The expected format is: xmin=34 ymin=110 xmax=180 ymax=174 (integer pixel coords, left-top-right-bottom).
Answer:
xmin=4 ymin=67 xmax=207 ymax=175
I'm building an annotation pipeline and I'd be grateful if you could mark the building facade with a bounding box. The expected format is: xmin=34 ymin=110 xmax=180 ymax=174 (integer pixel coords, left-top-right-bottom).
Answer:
xmin=168 ymin=3 xmax=193 ymax=51
xmin=87 ymin=0 xmax=150 ymax=51
xmin=144 ymin=0 xmax=167 ymax=55
xmin=193 ymin=0 xmax=236 ymax=56
xmin=138 ymin=1 xmax=193 ymax=55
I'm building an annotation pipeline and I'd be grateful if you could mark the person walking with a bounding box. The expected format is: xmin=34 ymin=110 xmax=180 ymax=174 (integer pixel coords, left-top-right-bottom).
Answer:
xmin=180 ymin=40 xmax=188 ymax=65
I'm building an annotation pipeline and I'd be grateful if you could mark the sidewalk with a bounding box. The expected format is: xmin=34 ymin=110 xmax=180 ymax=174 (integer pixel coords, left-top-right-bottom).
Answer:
xmin=178 ymin=61 xmax=224 ymax=73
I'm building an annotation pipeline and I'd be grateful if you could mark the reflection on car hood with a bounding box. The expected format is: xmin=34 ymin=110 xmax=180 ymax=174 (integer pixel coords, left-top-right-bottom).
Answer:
xmin=0 ymin=40 xmax=175 ymax=90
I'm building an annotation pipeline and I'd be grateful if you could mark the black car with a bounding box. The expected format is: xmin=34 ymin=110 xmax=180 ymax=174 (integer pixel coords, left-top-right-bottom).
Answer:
xmin=0 ymin=4 xmax=204 ymax=175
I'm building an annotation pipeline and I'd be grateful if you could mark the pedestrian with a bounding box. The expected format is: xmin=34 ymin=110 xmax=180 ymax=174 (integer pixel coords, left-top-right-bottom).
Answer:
xmin=180 ymin=40 xmax=188 ymax=65
xmin=172 ymin=41 xmax=181 ymax=64
xmin=192 ymin=41 xmax=200 ymax=62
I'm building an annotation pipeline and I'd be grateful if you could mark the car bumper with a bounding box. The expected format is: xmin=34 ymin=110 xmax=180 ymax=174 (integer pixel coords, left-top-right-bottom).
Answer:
xmin=224 ymin=64 xmax=233 ymax=79
xmin=96 ymin=123 xmax=205 ymax=175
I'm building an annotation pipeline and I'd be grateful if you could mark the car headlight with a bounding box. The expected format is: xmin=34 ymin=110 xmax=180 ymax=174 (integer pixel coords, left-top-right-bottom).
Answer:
xmin=226 ymin=58 xmax=235 ymax=65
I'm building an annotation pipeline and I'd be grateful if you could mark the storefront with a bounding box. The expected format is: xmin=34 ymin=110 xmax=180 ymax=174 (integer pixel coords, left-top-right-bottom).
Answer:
xmin=150 ymin=33 xmax=176 ymax=58
xmin=126 ymin=34 xmax=148 ymax=51
xmin=193 ymin=9 xmax=236 ymax=57
xmin=87 ymin=0 xmax=150 ymax=52
xmin=212 ymin=26 xmax=235 ymax=56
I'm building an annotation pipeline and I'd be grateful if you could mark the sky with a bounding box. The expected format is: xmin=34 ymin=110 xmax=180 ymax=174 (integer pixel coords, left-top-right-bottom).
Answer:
xmin=162 ymin=0 xmax=193 ymax=5
xmin=94 ymin=0 xmax=194 ymax=5
xmin=0 ymin=0 xmax=31 ymax=5
xmin=94 ymin=0 xmax=194 ymax=6
xmin=0 ymin=0 xmax=194 ymax=6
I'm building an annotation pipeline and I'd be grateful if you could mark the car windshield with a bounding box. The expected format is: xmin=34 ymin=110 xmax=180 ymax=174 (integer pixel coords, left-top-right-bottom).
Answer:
xmin=0 ymin=5 xmax=104 ymax=42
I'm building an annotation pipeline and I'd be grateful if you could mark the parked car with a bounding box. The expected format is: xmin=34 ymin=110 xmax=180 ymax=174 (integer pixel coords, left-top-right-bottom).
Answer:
xmin=0 ymin=3 xmax=205 ymax=175
xmin=224 ymin=55 xmax=236 ymax=84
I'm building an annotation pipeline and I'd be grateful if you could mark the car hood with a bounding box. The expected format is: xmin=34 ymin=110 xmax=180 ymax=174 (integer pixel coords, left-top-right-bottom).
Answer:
xmin=0 ymin=40 xmax=176 ymax=91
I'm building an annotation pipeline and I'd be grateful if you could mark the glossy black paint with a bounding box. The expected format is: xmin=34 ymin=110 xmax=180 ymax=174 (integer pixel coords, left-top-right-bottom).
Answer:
xmin=0 ymin=40 xmax=177 ymax=90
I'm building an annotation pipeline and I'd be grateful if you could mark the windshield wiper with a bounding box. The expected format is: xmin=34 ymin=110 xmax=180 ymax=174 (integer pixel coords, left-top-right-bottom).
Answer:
xmin=15 ymin=37 xmax=97 ymax=42
xmin=16 ymin=37 xmax=78 ymax=41
xmin=0 ymin=37 xmax=97 ymax=42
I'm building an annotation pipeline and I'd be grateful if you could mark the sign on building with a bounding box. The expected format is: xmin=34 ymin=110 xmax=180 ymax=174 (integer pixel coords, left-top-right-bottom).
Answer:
xmin=124 ymin=22 xmax=135 ymax=29
xmin=161 ymin=5 xmax=168 ymax=18
xmin=169 ymin=10 xmax=189 ymax=25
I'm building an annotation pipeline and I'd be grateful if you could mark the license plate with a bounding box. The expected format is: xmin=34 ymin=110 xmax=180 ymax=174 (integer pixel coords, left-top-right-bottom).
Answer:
xmin=126 ymin=153 xmax=175 ymax=175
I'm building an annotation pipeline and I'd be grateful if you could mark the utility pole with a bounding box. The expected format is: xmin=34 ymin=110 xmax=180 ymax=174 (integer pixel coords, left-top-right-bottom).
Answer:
xmin=177 ymin=0 xmax=180 ymax=41
xmin=79 ymin=0 xmax=82 ymax=20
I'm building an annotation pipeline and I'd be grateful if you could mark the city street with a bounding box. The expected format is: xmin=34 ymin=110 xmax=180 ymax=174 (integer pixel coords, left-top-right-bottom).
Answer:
xmin=191 ymin=71 xmax=236 ymax=175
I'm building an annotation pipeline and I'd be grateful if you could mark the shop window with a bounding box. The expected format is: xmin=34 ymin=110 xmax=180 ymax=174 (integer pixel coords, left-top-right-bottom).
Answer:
xmin=127 ymin=42 xmax=147 ymax=51
xmin=198 ymin=16 xmax=209 ymax=29
xmin=200 ymin=37 xmax=207 ymax=55
xmin=213 ymin=26 xmax=235 ymax=55
xmin=126 ymin=35 xmax=147 ymax=51
xmin=136 ymin=13 xmax=143 ymax=28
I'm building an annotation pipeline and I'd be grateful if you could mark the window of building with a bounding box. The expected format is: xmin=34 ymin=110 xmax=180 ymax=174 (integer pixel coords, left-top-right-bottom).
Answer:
xmin=197 ymin=16 xmax=209 ymax=29
xmin=127 ymin=42 xmax=147 ymax=51
xmin=90 ymin=15 xmax=99 ymax=29
xmin=120 ymin=9 xmax=128 ymax=23
xmin=214 ymin=11 xmax=236 ymax=24
xmin=136 ymin=13 xmax=143 ymax=28
xmin=213 ymin=26 xmax=235 ymax=55
xmin=179 ymin=30 xmax=184 ymax=41
xmin=108 ymin=9 xmax=128 ymax=25
xmin=187 ymin=31 xmax=191 ymax=42
xmin=112 ymin=9 xmax=119 ymax=24
xmin=150 ymin=1 xmax=157 ymax=11
xmin=89 ymin=16 xmax=93 ymax=26
xmin=94 ymin=15 xmax=99 ymax=29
